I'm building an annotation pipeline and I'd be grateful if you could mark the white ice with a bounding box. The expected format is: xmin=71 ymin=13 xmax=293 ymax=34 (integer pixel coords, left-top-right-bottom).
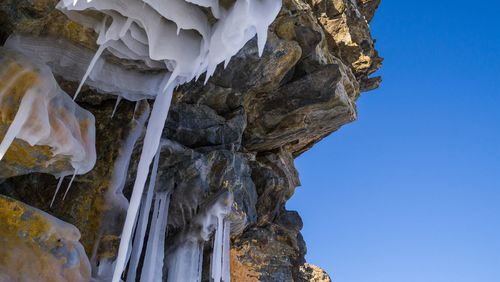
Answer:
xmin=47 ymin=0 xmax=281 ymax=280
xmin=167 ymin=192 xmax=233 ymax=282
xmin=0 ymin=48 xmax=96 ymax=178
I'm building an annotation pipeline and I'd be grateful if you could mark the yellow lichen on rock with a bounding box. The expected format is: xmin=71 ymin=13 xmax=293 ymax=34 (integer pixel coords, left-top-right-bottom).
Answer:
xmin=230 ymin=248 xmax=261 ymax=282
xmin=0 ymin=195 xmax=91 ymax=282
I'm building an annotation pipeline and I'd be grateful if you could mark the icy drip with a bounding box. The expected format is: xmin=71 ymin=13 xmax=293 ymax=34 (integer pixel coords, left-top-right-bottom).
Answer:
xmin=0 ymin=49 xmax=96 ymax=177
xmin=106 ymin=100 xmax=150 ymax=209
xmin=57 ymin=0 xmax=282 ymax=87
xmin=87 ymin=102 xmax=150 ymax=281
xmin=221 ymin=220 xmax=231 ymax=282
xmin=53 ymin=0 xmax=282 ymax=280
xmin=126 ymin=150 xmax=160 ymax=282
xmin=167 ymin=241 xmax=204 ymax=282
xmin=211 ymin=217 xmax=231 ymax=282
xmin=50 ymin=176 xmax=66 ymax=207
xmin=74 ymin=43 xmax=107 ymax=100
xmin=62 ymin=170 xmax=77 ymax=201
xmin=140 ymin=191 xmax=171 ymax=282
xmin=167 ymin=193 xmax=233 ymax=282
xmin=112 ymin=81 xmax=175 ymax=282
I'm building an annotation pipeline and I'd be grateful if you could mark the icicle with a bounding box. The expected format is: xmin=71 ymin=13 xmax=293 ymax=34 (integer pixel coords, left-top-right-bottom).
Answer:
xmin=119 ymin=18 xmax=134 ymax=38
xmin=0 ymin=79 xmax=35 ymax=160
xmin=197 ymin=242 xmax=204 ymax=282
xmin=50 ymin=176 xmax=66 ymax=208
xmin=141 ymin=191 xmax=170 ymax=282
xmin=74 ymin=43 xmax=107 ymax=100
xmin=126 ymin=149 xmax=160 ymax=282
xmin=221 ymin=220 xmax=231 ymax=282
xmin=111 ymin=96 xmax=122 ymax=118
xmin=62 ymin=170 xmax=77 ymax=201
xmin=167 ymin=241 xmax=204 ymax=282
xmin=210 ymin=217 xmax=231 ymax=282
xmin=112 ymin=82 xmax=174 ymax=282
xmin=54 ymin=1 xmax=283 ymax=279
xmin=211 ymin=215 xmax=224 ymax=282
xmin=74 ymin=15 xmax=109 ymax=100
xmin=155 ymin=193 xmax=171 ymax=279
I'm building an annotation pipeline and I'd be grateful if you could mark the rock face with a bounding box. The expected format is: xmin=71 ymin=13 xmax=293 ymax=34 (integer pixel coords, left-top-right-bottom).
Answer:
xmin=0 ymin=194 xmax=91 ymax=282
xmin=0 ymin=0 xmax=381 ymax=281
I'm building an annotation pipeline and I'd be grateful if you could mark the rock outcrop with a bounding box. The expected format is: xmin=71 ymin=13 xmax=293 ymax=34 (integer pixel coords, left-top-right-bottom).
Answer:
xmin=0 ymin=194 xmax=90 ymax=282
xmin=0 ymin=0 xmax=381 ymax=280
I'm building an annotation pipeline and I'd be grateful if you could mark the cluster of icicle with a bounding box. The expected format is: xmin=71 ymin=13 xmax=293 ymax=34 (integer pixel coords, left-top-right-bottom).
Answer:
xmin=3 ymin=0 xmax=281 ymax=280
xmin=167 ymin=193 xmax=233 ymax=282
xmin=0 ymin=48 xmax=96 ymax=180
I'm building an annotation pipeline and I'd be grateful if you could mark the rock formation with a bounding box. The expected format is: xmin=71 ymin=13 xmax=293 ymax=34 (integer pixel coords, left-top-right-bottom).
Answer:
xmin=0 ymin=0 xmax=381 ymax=281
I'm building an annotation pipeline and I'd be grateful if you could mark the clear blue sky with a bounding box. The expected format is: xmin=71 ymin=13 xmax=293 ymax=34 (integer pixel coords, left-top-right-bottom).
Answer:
xmin=286 ymin=1 xmax=500 ymax=281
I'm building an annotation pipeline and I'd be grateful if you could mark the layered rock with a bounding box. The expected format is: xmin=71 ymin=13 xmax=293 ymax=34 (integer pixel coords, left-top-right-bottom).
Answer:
xmin=0 ymin=0 xmax=381 ymax=280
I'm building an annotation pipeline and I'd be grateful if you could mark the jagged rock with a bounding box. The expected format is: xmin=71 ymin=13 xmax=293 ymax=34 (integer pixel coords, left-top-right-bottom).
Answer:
xmin=164 ymin=104 xmax=247 ymax=151
xmin=0 ymin=0 xmax=382 ymax=280
xmin=306 ymin=0 xmax=382 ymax=91
xmin=232 ymin=210 xmax=307 ymax=282
xmin=298 ymin=263 xmax=332 ymax=282
xmin=154 ymin=139 xmax=257 ymax=235
xmin=251 ymin=150 xmax=300 ymax=225
xmin=357 ymin=0 xmax=381 ymax=22
xmin=0 ymin=194 xmax=90 ymax=282
xmin=244 ymin=62 xmax=358 ymax=154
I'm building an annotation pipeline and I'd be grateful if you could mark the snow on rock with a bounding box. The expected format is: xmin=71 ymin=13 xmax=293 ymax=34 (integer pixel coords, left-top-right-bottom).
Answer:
xmin=0 ymin=48 xmax=96 ymax=179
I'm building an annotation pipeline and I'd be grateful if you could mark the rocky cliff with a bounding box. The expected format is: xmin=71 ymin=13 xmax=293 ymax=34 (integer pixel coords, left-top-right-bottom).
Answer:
xmin=0 ymin=0 xmax=381 ymax=281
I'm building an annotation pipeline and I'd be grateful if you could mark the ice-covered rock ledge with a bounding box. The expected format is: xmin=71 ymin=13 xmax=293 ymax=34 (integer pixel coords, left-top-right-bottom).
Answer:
xmin=0 ymin=0 xmax=381 ymax=281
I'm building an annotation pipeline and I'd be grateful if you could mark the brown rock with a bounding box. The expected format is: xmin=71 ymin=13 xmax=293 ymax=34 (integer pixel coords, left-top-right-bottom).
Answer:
xmin=299 ymin=263 xmax=332 ymax=282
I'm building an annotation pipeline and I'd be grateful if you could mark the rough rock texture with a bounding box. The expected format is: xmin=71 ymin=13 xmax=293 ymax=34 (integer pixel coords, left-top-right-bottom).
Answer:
xmin=0 ymin=194 xmax=90 ymax=282
xmin=299 ymin=263 xmax=332 ymax=282
xmin=0 ymin=0 xmax=381 ymax=280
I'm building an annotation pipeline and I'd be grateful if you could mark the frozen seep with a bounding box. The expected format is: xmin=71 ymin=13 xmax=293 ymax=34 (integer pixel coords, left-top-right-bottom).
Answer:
xmin=126 ymin=151 xmax=161 ymax=282
xmin=0 ymin=48 xmax=96 ymax=179
xmin=4 ymin=35 xmax=167 ymax=101
xmin=56 ymin=0 xmax=281 ymax=87
xmin=167 ymin=192 xmax=234 ymax=282
xmin=141 ymin=190 xmax=171 ymax=282
xmin=2 ymin=0 xmax=283 ymax=280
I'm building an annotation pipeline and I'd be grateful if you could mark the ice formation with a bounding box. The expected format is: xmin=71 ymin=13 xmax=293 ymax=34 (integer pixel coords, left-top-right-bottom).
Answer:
xmin=4 ymin=35 xmax=167 ymax=101
xmin=3 ymin=0 xmax=281 ymax=279
xmin=56 ymin=0 xmax=281 ymax=87
xmin=167 ymin=192 xmax=234 ymax=282
xmin=0 ymin=48 xmax=96 ymax=178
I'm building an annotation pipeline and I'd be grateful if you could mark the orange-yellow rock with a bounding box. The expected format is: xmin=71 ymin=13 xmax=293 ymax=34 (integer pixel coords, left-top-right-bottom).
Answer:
xmin=0 ymin=194 xmax=91 ymax=282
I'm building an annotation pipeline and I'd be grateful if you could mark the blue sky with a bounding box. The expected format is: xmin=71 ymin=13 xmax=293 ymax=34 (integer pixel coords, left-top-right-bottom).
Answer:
xmin=286 ymin=1 xmax=500 ymax=281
